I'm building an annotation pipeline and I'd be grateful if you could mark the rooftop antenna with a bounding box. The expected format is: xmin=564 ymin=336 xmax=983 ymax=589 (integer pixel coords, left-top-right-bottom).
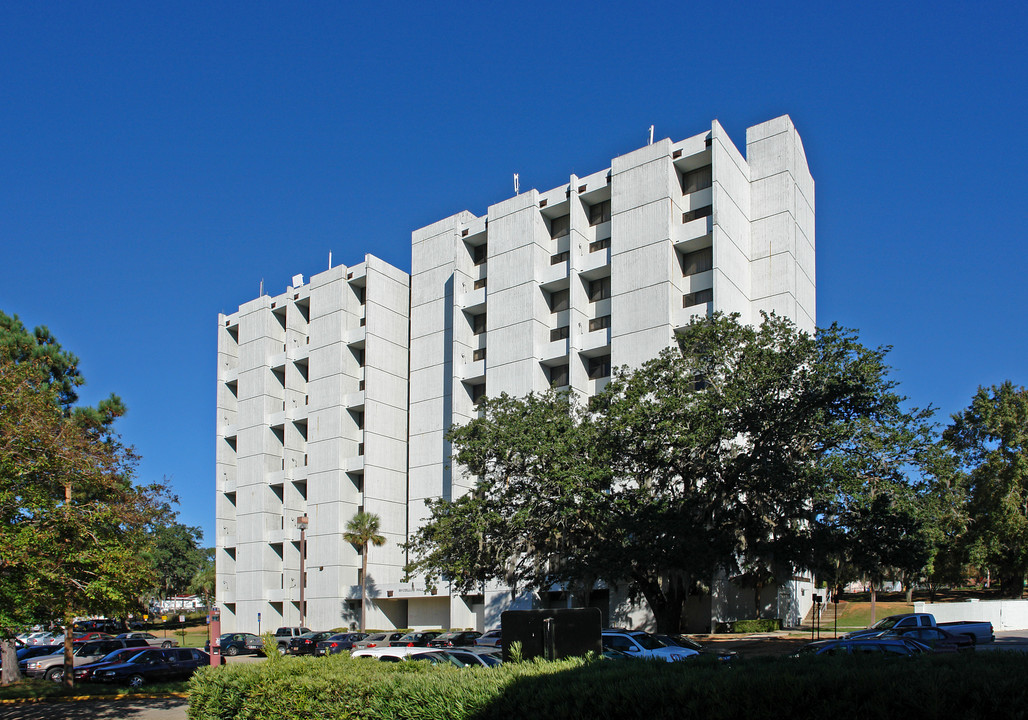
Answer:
xmin=328 ymin=251 xmax=332 ymax=269
xmin=513 ymin=173 xmax=520 ymax=195
xmin=260 ymin=278 xmax=264 ymax=296
xmin=648 ymin=125 xmax=654 ymax=145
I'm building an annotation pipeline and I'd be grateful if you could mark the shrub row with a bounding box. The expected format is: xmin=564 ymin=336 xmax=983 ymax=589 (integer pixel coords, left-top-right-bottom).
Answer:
xmin=727 ymin=618 xmax=782 ymax=633
xmin=188 ymin=651 xmax=1028 ymax=720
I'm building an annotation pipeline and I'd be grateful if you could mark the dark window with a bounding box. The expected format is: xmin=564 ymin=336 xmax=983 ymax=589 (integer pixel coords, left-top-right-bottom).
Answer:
xmin=470 ymin=383 xmax=486 ymax=405
xmin=549 ymin=289 xmax=569 ymax=313
xmin=549 ymin=364 xmax=569 ymax=387
xmin=683 ymin=288 xmax=713 ymax=307
xmin=550 ymin=326 xmax=569 ymax=342
xmin=550 ymin=251 xmax=570 ymax=265
xmin=680 ymin=165 xmax=712 ymax=194
xmin=680 ymin=247 xmax=713 ymax=276
xmin=682 ymin=205 xmax=712 ymax=224
xmin=473 ymin=348 xmax=486 ymax=362
xmin=549 ymin=214 xmax=570 ymax=238
xmin=588 ymin=355 xmax=611 ymax=380
xmin=589 ymin=315 xmax=611 ymax=332
xmin=472 ymin=244 xmax=488 ymax=266
xmin=471 ymin=313 xmax=486 ymax=335
xmin=588 ymin=277 xmax=611 ymax=302
xmin=589 ymin=200 xmax=611 ymax=226
xmin=589 ymin=237 xmax=610 ymax=253
xmin=473 ymin=278 xmax=487 ymax=290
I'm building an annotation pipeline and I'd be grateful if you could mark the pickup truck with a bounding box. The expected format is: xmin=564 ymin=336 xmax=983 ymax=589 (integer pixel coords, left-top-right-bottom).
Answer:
xmin=845 ymin=613 xmax=994 ymax=645
xmin=272 ymin=626 xmax=311 ymax=655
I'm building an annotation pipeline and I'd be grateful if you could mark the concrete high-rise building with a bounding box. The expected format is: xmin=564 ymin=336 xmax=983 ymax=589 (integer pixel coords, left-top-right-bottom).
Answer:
xmin=216 ymin=115 xmax=816 ymax=633
xmin=216 ymin=257 xmax=410 ymax=632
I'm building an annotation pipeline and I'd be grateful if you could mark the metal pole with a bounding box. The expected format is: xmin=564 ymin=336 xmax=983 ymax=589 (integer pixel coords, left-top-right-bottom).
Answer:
xmin=297 ymin=515 xmax=309 ymax=628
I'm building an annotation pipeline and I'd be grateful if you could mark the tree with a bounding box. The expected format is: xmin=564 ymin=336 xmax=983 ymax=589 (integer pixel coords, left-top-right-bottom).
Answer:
xmin=190 ymin=548 xmax=216 ymax=609
xmin=406 ymin=313 xmax=932 ymax=633
xmin=0 ymin=312 xmax=169 ymax=687
xmin=405 ymin=390 xmax=612 ymax=605
xmin=149 ymin=510 xmax=205 ymax=600
xmin=343 ymin=512 xmax=385 ymax=632
xmin=945 ymin=382 xmax=1028 ymax=597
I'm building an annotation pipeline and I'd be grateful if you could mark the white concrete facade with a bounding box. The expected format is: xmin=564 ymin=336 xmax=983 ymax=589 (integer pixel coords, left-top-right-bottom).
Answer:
xmin=216 ymin=115 xmax=816 ymax=633
xmin=216 ymin=256 xmax=410 ymax=633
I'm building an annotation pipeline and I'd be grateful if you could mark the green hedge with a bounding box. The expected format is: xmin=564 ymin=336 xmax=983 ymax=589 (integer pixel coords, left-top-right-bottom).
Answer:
xmin=728 ymin=618 xmax=782 ymax=633
xmin=188 ymin=651 xmax=1028 ymax=720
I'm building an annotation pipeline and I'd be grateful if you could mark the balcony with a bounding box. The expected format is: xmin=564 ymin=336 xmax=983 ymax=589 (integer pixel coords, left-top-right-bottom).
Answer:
xmin=542 ymin=338 xmax=569 ymax=363
xmin=540 ymin=257 xmax=569 ymax=285
xmin=581 ymin=327 xmax=611 ymax=353
xmin=459 ymin=286 xmax=487 ymax=313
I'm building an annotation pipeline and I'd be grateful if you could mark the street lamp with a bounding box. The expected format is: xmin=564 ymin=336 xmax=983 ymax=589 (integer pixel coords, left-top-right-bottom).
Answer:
xmin=297 ymin=514 xmax=309 ymax=628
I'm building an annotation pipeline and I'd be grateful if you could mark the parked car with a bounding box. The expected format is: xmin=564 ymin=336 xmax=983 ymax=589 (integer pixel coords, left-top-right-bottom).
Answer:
xmin=315 ymin=632 xmax=368 ymax=655
xmin=474 ymin=629 xmax=501 ymax=648
xmin=881 ymin=626 xmax=974 ymax=653
xmin=351 ymin=646 xmax=500 ymax=667
xmin=24 ymin=638 xmax=151 ymax=681
xmin=9 ymin=645 xmax=61 ymax=672
xmin=845 ymin=613 xmax=993 ymax=645
xmin=73 ymin=647 xmax=154 ymax=682
xmin=115 ymin=632 xmax=177 ymax=648
xmin=601 ymin=630 xmax=698 ymax=662
xmin=288 ymin=631 xmax=336 ymax=656
xmin=205 ymin=632 xmax=264 ymax=657
xmin=90 ymin=648 xmax=210 ymax=687
xmin=352 ymin=632 xmax=405 ymax=650
xmin=272 ymin=627 xmax=311 ymax=655
xmin=653 ymin=634 xmax=737 ymax=661
xmin=73 ymin=632 xmax=113 ymax=642
xmin=792 ymin=638 xmax=926 ymax=657
xmin=390 ymin=631 xmax=441 ymax=647
xmin=427 ymin=631 xmax=482 ymax=648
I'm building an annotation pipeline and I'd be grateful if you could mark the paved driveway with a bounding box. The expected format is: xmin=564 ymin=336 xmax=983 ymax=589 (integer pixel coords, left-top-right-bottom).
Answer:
xmin=0 ymin=697 xmax=188 ymax=720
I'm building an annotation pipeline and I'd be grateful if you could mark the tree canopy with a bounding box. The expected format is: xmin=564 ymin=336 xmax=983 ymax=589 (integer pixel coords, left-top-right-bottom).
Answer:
xmin=405 ymin=313 xmax=937 ymax=632
xmin=945 ymin=381 xmax=1028 ymax=596
xmin=0 ymin=311 xmax=170 ymax=686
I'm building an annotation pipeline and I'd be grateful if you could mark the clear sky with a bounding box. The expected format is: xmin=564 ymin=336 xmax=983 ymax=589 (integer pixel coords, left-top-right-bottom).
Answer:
xmin=2 ymin=1 xmax=1025 ymax=543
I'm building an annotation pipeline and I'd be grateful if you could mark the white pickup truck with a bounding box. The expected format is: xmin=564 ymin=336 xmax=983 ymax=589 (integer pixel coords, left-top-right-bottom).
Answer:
xmin=846 ymin=613 xmax=994 ymax=645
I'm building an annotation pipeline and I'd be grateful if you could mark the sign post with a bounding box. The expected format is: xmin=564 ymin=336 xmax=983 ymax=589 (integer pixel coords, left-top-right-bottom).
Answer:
xmin=257 ymin=612 xmax=262 ymax=637
xmin=209 ymin=609 xmax=222 ymax=666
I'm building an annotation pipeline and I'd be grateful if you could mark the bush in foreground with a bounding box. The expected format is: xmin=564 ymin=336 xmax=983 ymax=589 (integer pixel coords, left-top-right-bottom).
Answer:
xmin=188 ymin=651 xmax=1028 ymax=720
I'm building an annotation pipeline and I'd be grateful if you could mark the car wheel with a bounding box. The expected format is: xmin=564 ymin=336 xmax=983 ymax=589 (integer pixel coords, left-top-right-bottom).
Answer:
xmin=161 ymin=641 xmax=173 ymax=648
xmin=226 ymin=645 xmax=239 ymax=657
xmin=44 ymin=667 xmax=63 ymax=683
xmin=128 ymin=674 xmax=145 ymax=688
xmin=277 ymin=644 xmax=287 ymax=656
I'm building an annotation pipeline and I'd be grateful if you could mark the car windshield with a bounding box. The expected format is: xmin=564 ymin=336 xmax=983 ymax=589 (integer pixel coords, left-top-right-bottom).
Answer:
xmin=869 ymin=616 xmax=902 ymax=630
xmin=632 ymin=633 xmax=665 ymax=650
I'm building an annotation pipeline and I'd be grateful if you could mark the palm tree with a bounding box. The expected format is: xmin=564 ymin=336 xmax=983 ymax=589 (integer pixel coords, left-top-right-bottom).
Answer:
xmin=343 ymin=511 xmax=386 ymax=632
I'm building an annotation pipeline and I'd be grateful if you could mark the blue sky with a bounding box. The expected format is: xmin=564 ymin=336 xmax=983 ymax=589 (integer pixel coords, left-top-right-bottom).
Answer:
xmin=2 ymin=1 xmax=1025 ymax=542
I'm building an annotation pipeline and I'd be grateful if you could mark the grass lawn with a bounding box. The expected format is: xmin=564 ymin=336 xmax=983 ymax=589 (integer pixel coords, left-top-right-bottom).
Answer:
xmin=0 ymin=678 xmax=188 ymax=701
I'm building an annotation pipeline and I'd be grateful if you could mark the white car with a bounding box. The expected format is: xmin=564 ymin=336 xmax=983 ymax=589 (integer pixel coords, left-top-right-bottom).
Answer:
xmin=116 ymin=632 xmax=178 ymax=648
xmin=601 ymin=630 xmax=698 ymax=662
xmin=351 ymin=646 xmax=500 ymax=667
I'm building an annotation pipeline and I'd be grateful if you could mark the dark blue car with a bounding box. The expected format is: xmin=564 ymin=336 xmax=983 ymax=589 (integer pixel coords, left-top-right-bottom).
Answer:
xmin=90 ymin=648 xmax=210 ymax=687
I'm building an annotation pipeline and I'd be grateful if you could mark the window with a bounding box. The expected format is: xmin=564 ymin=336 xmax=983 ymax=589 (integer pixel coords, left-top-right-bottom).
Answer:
xmin=470 ymin=383 xmax=486 ymax=405
xmin=682 ymin=205 xmax=712 ymax=224
xmin=472 ymin=244 xmax=488 ymax=266
xmin=589 ymin=315 xmax=611 ymax=332
xmin=680 ymin=165 xmax=712 ymax=194
xmin=549 ymin=214 xmax=570 ymax=239
xmin=550 ymin=326 xmax=569 ymax=342
xmin=549 ymin=289 xmax=569 ymax=313
xmin=549 ymin=364 xmax=569 ymax=387
xmin=471 ymin=313 xmax=487 ymax=335
xmin=473 ymin=348 xmax=486 ymax=362
xmin=588 ymin=276 xmax=611 ymax=302
xmin=473 ymin=278 xmax=487 ymax=290
xmin=589 ymin=200 xmax=611 ymax=226
xmin=589 ymin=237 xmax=610 ymax=253
xmin=588 ymin=355 xmax=611 ymax=380
xmin=550 ymin=250 xmax=570 ymax=265
xmin=680 ymin=247 xmax=713 ymax=276
xmin=683 ymin=288 xmax=713 ymax=307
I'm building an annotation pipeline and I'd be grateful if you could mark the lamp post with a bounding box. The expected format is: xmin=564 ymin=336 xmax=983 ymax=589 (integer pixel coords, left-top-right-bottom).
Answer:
xmin=297 ymin=514 xmax=309 ymax=628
